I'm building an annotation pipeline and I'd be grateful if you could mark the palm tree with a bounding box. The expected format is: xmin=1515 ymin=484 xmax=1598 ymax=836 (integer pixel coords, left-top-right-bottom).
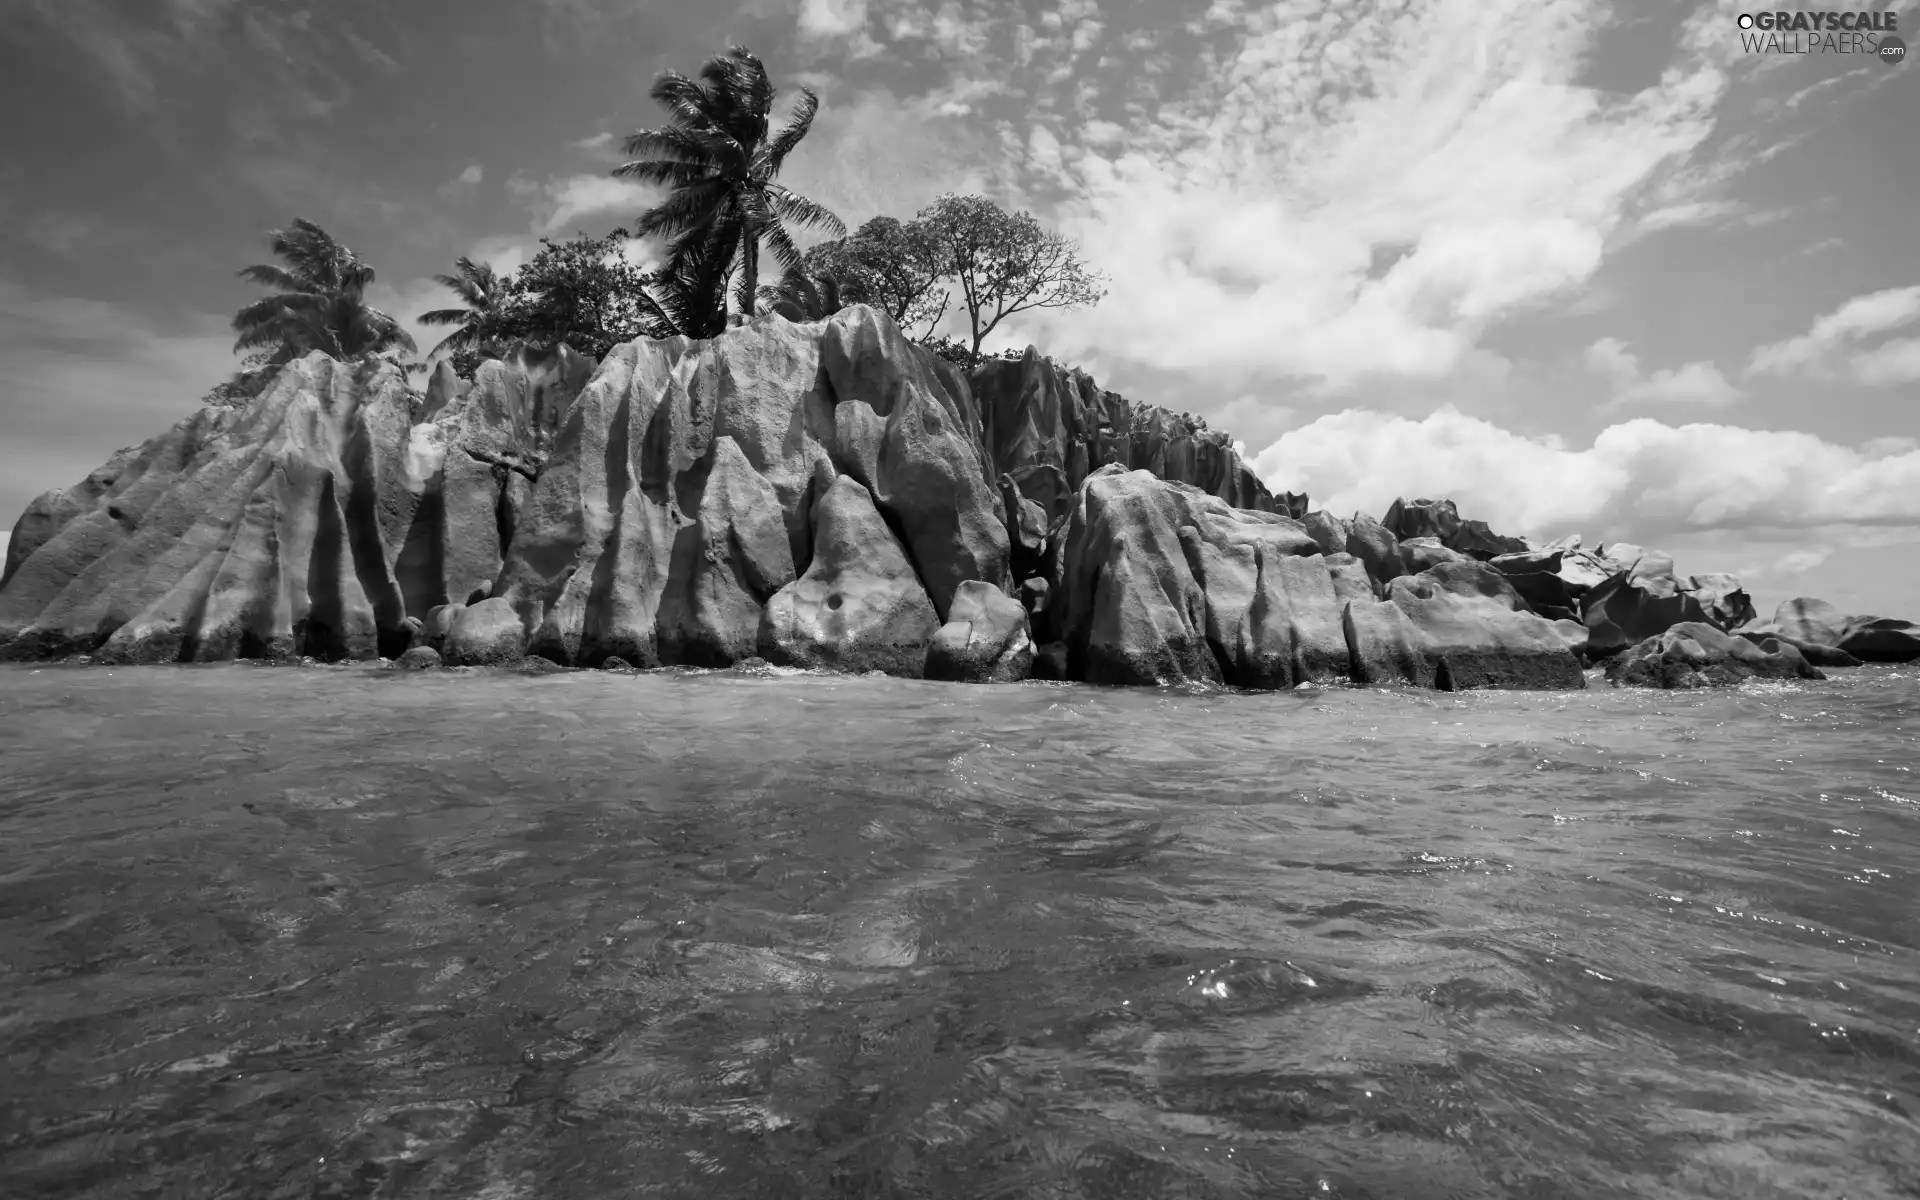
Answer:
xmin=231 ymin=218 xmax=415 ymax=365
xmin=614 ymin=46 xmax=845 ymax=337
xmin=756 ymin=264 xmax=865 ymax=322
xmin=417 ymin=256 xmax=509 ymax=361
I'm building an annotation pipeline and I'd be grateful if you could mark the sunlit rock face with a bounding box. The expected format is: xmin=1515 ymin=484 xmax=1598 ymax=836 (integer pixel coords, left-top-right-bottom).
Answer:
xmin=6 ymin=303 xmax=1900 ymax=690
xmin=970 ymin=348 xmax=1296 ymax=537
xmin=0 ymin=308 xmax=1009 ymax=675
xmin=1607 ymin=621 xmax=1825 ymax=689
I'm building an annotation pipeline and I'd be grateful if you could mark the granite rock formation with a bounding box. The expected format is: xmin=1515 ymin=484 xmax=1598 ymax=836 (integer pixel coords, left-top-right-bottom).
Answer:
xmin=1739 ymin=598 xmax=1920 ymax=665
xmin=0 ymin=310 xmax=1007 ymax=674
xmin=971 ymin=349 xmax=1298 ymax=533
xmin=3 ymin=304 xmax=1903 ymax=690
xmin=925 ymin=579 xmax=1036 ymax=683
xmin=1606 ymin=622 xmax=1825 ymax=688
xmin=1045 ymin=466 xmax=1573 ymax=690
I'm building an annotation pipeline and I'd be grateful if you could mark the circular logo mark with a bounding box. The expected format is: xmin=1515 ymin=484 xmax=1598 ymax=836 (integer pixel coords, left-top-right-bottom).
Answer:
xmin=1882 ymin=35 xmax=1908 ymax=65
xmin=1737 ymin=13 xmax=1755 ymax=29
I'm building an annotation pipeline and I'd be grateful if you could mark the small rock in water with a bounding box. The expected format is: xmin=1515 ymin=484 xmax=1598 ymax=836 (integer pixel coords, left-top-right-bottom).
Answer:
xmin=395 ymin=646 xmax=441 ymax=670
xmin=600 ymin=655 xmax=638 ymax=672
xmin=513 ymin=656 xmax=567 ymax=675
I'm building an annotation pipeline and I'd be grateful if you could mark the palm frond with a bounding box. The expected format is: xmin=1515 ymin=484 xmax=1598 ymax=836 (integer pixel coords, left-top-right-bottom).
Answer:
xmin=762 ymin=88 xmax=819 ymax=173
xmin=614 ymin=158 xmax=723 ymax=189
xmin=236 ymin=264 xmax=312 ymax=293
xmin=648 ymin=72 xmax=721 ymax=134
xmin=632 ymin=180 xmax=732 ymax=241
xmin=766 ymin=186 xmax=845 ymax=237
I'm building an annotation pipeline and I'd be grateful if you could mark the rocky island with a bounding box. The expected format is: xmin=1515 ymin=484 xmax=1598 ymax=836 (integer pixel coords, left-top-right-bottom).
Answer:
xmin=3 ymin=306 xmax=1915 ymax=688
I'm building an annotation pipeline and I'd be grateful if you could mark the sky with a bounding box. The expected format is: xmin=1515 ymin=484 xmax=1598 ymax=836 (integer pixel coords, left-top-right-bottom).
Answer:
xmin=0 ymin=0 xmax=1916 ymax=616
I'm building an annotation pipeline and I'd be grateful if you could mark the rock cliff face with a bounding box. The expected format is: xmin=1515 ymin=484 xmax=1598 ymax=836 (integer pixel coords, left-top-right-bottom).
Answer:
xmin=971 ymin=349 xmax=1300 ymax=534
xmin=3 ymin=304 xmax=1907 ymax=685
xmin=0 ymin=310 xmax=1006 ymax=674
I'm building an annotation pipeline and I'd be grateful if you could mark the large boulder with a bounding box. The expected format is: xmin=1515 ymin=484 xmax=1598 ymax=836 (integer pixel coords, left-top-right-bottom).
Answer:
xmin=1398 ymin=537 xmax=1476 ymax=575
xmin=758 ymin=475 xmax=941 ymax=676
xmin=1052 ymin=466 xmax=1328 ymax=687
xmin=1837 ymin=616 xmax=1920 ymax=664
xmin=1582 ymin=570 xmax=1714 ymax=660
xmin=1342 ymin=598 xmax=1434 ymax=688
xmin=1450 ymin=518 xmax=1529 ymax=560
xmin=1380 ymin=497 xmax=1524 ymax=561
xmin=1607 ymin=622 xmax=1825 ymax=688
xmin=1734 ymin=626 xmax=1862 ymax=667
xmin=1343 ymin=513 xmax=1405 ymax=594
xmin=1683 ymin=573 xmax=1757 ymax=631
xmin=443 ymin=597 xmax=528 ymax=666
xmin=1382 ymin=497 xmax=1462 ymax=544
xmin=925 ymin=580 xmax=1034 ymax=683
xmin=1490 ymin=549 xmax=1581 ymax=621
xmin=1774 ymin=597 xmax=1850 ymax=647
xmin=1386 ymin=562 xmax=1587 ymax=690
xmin=1301 ymin=510 xmax=1350 ymax=557
xmin=1739 ymin=598 xmax=1918 ymax=664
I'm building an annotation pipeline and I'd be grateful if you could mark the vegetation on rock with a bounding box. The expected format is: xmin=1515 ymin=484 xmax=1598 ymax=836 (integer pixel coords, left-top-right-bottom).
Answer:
xmin=614 ymin=44 xmax=845 ymax=336
xmin=230 ymin=218 xmax=416 ymax=366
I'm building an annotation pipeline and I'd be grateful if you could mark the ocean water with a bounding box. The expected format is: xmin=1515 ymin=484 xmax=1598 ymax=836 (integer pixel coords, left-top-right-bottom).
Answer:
xmin=0 ymin=663 xmax=1917 ymax=1200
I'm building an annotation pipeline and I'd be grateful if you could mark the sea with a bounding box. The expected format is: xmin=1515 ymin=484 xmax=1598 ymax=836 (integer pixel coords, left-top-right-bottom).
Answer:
xmin=0 ymin=661 xmax=1916 ymax=1199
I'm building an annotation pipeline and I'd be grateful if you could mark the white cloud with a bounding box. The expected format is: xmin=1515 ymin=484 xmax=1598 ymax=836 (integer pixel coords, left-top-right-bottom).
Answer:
xmin=436 ymin=163 xmax=485 ymax=199
xmin=1747 ymin=285 xmax=1920 ymax=385
xmin=1250 ymin=406 xmax=1920 ymax=545
xmin=798 ymin=0 xmax=868 ymax=38
xmin=1005 ymin=0 xmax=1735 ymax=389
xmin=1585 ymin=336 xmax=1741 ymax=409
xmin=521 ymin=173 xmax=665 ymax=237
xmin=0 ymin=279 xmax=236 ymax=528
xmin=571 ymin=131 xmax=623 ymax=162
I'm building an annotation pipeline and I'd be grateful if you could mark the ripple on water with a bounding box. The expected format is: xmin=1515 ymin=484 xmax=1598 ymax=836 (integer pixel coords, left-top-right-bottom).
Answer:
xmin=0 ymin=663 xmax=1916 ymax=1198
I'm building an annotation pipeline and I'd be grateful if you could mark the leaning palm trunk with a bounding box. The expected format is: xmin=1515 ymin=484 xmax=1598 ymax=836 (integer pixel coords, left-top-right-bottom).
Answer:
xmin=615 ymin=46 xmax=845 ymax=336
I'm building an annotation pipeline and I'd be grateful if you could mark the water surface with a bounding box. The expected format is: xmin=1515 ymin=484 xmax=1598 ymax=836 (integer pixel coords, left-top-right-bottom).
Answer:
xmin=1 ymin=662 xmax=1917 ymax=1198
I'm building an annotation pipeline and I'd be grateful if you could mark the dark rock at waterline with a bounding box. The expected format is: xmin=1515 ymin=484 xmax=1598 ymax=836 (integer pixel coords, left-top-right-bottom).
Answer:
xmin=1775 ymin=596 xmax=1849 ymax=647
xmin=395 ymin=645 xmax=441 ymax=670
xmin=1582 ymin=571 xmax=1714 ymax=660
xmin=1053 ymin=465 xmax=1327 ymax=687
xmin=1607 ymin=622 xmax=1825 ymax=688
xmin=1837 ymin=616 xmax=1920 ymax=663
xmin=599 ymin=655 xmax=638 ymax=671
xmin=757 ymin=474 xmax=941 ymax=677
xmin=1734 ymin=628 xmax=1862 ymax=667
xmin=443 ymin=597 xmax=528 ymax=667
xmin=926 ymin=579 xmax=1035 ymax=683
xmin=1386 ymin=561 xmax=1588 ymax=689
xmin=1742 ymin=598 xmax=1920 ymax=664
xmin=1342 ymin=597 xmax=1434 ymax=688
